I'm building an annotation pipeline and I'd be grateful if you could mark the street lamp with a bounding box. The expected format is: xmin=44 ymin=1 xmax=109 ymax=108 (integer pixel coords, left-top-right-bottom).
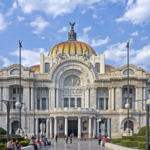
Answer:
xmin=125 ymin=98 xmax=150 ymax=150
xmin=1 ymin=100 xmax=16 ymax=142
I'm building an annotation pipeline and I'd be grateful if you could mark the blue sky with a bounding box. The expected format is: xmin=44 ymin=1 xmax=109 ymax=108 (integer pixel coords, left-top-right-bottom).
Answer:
xmin=0 ymin=0 xmax=150 ymax=71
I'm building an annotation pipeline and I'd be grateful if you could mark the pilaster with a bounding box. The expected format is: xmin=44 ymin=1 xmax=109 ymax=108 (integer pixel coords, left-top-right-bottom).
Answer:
xmin=90 ymin=87 xmax=97 ymax=109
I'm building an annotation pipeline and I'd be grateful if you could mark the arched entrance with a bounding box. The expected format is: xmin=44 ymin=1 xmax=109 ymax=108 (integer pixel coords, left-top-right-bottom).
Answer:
xmin=12 ymin=121 xmax=19 ymax=134
xmin=124 ymin=121 xmax=134 ymax=133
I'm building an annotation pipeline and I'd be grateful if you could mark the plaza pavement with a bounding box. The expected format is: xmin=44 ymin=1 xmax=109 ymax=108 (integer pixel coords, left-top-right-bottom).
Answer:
xmin=42 ymin=139 xmax=109 ymax=150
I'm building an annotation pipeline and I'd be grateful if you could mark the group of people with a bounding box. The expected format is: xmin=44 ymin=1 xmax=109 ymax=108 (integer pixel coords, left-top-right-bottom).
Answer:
xmin=7 ymin=139 xmax=20 ymax=150
xmin=64 ymin=134 xmax=73 ymax=144
xmin=98 ymin=134 xmax=109 ymax=147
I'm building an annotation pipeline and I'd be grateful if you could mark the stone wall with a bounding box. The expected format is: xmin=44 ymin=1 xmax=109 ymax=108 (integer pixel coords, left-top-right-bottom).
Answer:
xmin=90 ymin=88 xmax=96 ymax=109
xmin=115 ymin=87 xmax=122 ymax=110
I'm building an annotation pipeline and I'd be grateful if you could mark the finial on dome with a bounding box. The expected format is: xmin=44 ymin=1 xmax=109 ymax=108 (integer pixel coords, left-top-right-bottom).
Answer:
xmin=68 ymin=22 xmax=77 ymax=41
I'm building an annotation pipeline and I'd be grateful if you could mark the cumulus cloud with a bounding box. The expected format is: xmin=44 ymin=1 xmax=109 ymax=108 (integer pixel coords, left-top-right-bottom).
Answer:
xmin=116 ymin=0 xmax=150 ymax=24
xmin=91 ymin=36 xmax=110 ymax=47
xmin=83 ymin=26 xmax=92 ymax=33
xmin=58 ymin=27 xmax=68 ymax=33
xmin=141 ymin=36 xmax=149 ymax=41
xmin=9 ymin=48 xmax=48 ymax=67
xmin=0 ymin=13 xmax=11 ymax=32
xmin=29 ymin=16 xmax=49 ymax=34
xmin=131 ymin=31 xmax=138 ymax=36
xmin=6 ymin=1 xmax=17 ymax=17
xmin=17 ymin=16 xmax=25 ymax=21
xmin=0 ymin=56 xmax=13 ymax=67
xmin=41 ymin=37 xmax=45 ymax=39
xmin=93 ymin=14 xmax=98 ymax=18
xmin=81 ymin=9 xmax=86 ymax=14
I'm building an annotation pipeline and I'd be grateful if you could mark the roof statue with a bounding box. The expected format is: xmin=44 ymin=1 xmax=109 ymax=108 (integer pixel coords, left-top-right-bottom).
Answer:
xmin=68 ymin=22 xmax=77 ymax=41
xmin=69 ymin=22 xmax=75 ymax=30
xmin=126 ymin=40 xmax=130 ymax=48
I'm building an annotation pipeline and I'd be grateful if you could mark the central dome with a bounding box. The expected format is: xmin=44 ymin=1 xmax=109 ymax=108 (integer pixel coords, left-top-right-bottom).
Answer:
xmin=48 ymin=22 xmax=97 ymax=56
xmin=48 ymin=41 xmax=97 ymax=56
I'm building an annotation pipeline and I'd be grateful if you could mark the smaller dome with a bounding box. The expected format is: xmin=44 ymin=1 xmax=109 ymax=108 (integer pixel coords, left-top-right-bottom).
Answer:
xmin=105 ymin=65 xmax=114 ymax=74
xmin=30 ymin=65 xmax=40 ymax=73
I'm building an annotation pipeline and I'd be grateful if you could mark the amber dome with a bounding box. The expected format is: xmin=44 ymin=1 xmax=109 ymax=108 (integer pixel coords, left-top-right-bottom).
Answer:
xmin=48 ymin=41 xmax=97 ymax=56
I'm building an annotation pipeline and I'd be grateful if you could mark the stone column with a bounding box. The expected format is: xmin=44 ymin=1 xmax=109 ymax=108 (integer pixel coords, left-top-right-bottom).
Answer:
xmin=97 ymin=121 xmax=99 ymax=136
xmin=3 ymin=87 xmax=9 ymax=111
xmin=108 ymin=88 xmax=111 ymax=110
xmin=78 ymin=117 xmax=81 ymax=138
xmin=87 ymin=88 xmax=90 ymax=108
xmin=115 ymin=87 xmax=122 ymax=110
xmin=23 ymin=87 xmax=30 ymax=111
xmin=104 ymin=98 xmax=106 ymax=110
xmin=51 ymin=88 xmax=55 ymax=109
xmin=56 ymin=89 xmax=59 ymax=108
xmin=93 ymin=118 xmax=96 ymax=138
xmin=31 ymin=87 xmax=34 ymax=111
xmin=75 ymin=97 xmax=77 ymax=108
xmin=0 ymin=87 xmax=2 ymax=111
xmin=135 ymin=87 xmax=142 ymax=110
xmin=69 ymin=97 xmax=70 ymax=108
xmin=89 ymin=117 xmax=92 ymax=138
xmin=107 ymin=118 xmax=110 ymax=137
xmin=46 ymin=119 xmax=49 ymax=138
xmin=54 ymin=117 xmax=57 ymax=137
xmin=36 ymin=118 xmax=38 ymax=136
xmin=111 ymin=87 xmax=114 ymax=110
xmin=143 ymin=87 xmax=146 ymax=111
xmin=65 ymin=117 xmax=68 ymax=136
xmin=82 ymin=89 xmax=85 ymax=108
xmin=90 ymin=88 xmax=97 ymax=109
xmin=49 ymin=88 xmax=51 ymax=110
xmin=50 ymin=118 xmax=53 ymax=137
xmin=35 ymin=88 xmax=37 ymax=110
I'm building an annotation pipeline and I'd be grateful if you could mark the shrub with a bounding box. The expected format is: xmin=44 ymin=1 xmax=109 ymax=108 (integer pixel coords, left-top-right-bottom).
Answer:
xmin=0 ymin=127 xmax=7 ymax=135
xmin=20 ymin=141 xmax=28 ymax=146
xmin=137 ymin=142 xmax=150 ymax=149
xmin=138 ymin=126 xmax=150 ymax=136
xmin=0 ymin=137 xmax=24 ymax=143
xmin=122 ymin=136 xmax=149 ymax=141
xmin=111 ymin=138 xmax=122 ymax=144
xmin=24 ymin=139 xmax=30 ymax=143
xmin=121 ymin=140 xmax=139 ymax=147
xmin=0 ymin=144 xmax=6 ymax=150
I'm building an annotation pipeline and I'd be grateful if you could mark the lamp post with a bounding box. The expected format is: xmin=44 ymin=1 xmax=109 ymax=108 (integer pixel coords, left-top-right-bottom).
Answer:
xmin=125 ymin=98 xmax=150 ymax=150
xmin=1 ymin=100 xmax=16 ymax=142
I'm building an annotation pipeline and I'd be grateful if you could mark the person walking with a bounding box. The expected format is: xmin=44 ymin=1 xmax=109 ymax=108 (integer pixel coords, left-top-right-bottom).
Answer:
xmin=70 ymin=134 xmax=72 ymax=144
xmin=55 ymin=134 xmax=58 ymax=143
xmin=98 ymin=134 xmax=102 ymax=146
xmin=66 ymin=135 xmax=68 ymax=144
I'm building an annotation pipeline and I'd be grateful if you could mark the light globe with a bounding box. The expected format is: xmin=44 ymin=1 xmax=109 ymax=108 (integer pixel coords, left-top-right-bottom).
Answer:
xmin=22 ymin=106 xmax=27 ymax=110
xmin=125 ymin=103 xmax=130 ymax=109
xmin=15 ymin=102 xmax=21 ymax=108
xmin=146 ymin=99 xmax=150 ymax=105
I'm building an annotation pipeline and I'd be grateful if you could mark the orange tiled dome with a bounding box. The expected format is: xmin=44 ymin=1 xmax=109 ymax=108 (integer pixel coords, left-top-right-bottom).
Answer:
xmin=30 ymin=65 xmax=40 ymax=73
xmin=48 ymin=41 xmax=97 ymax=56
xmin=105 ymin=65 xmax=114 ymax=74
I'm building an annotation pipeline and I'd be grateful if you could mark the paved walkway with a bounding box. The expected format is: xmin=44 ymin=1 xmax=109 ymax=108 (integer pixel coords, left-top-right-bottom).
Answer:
xmin=42 ymin=139 xmax=109 ymax=150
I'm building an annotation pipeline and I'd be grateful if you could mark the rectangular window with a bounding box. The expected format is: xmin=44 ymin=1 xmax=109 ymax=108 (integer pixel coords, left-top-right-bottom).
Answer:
xmin=130 ymin=89 xmax=132 ymax=94
xmin=106 ymin=98 xmax=108 ymax=110
xmin=95 ymin=63 xmax=100 ymax=73
xmin=13 ymin=88 xmax=16 ymax=94
xmin=64 ymin=98 xmax=69 ymax=107
xmin=45 ymin=63 xmax=50 ymax=73
xmin=71 ymin=98 xmax=75 ymax=107
xmin=123 ymin=97 xmax=127 ymax=109
xmin=42 ymin=98 xmax=46 ymax=110
xmin=99 ymin=98 xmax=104 ymax=110
xmin=123 ymin=88 xmax=127 ymax=94
xmin=37 ymin=99 xmax=40 ymax=110
xmin=77 ymin=98 xmax=81 ymax=107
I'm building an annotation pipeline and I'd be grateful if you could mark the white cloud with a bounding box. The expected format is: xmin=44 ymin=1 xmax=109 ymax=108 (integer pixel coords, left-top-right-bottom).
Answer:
xmin=91 ymin=36 xmax=110 ymax=47
xmin=17 ymin=16 xmax=25 ymax=21
xmin=78 ymin=34 xmax=90 ymax=44
xmin=118 ymin=28 xmax=125 ymax=33
xmin=58 ymin=27 xmax=68 ymax=33
xmin=141 ymin=36 xmax=149 ymax=41
xmin=0 ymin=56 xmax=13 ymax=67
xmin=9 ymin=48 xmax=48 ymax=67
xmin=17 ymin=0 xmax=103 ymax=18
xmin=93 ymin=14 xmax=98 ymax=18
xmin=131 ymin=31 xmax=138 ymax=36
xmin=116 ymin=0 xmax=150 ymax=24
xmin=29 ymin=16 xmax=49 ymax=34
xmin=6 ymin=1 xmax=17 ymax=17
xmin=83 ymin=26 xmax=92 ymax=33
xmin=41 ymin=37 xmax=45 ymax=39
xmin=81 ymin=9 xmax=86 ymax=14
xmin=0 ymin=13 xmax=11 ymax=32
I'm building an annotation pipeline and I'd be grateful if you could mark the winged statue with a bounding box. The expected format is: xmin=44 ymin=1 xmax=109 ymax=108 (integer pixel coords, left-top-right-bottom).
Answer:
xmin=126 ymin=40 xmax=130 ymax=47
xmin=82 ymin=49 xmax=90 ymax=60
xmin=69 ymin=22 xmax=75 ymax=27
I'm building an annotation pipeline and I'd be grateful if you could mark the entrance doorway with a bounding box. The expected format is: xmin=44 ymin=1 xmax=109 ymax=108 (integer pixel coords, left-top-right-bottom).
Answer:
xmin=124 ymin=121 xmax=134 ymax=133
xmin=12 ymin=121 xmax=19 ymax=134
xmin=68 ymin=120 xmax=78 ymax=137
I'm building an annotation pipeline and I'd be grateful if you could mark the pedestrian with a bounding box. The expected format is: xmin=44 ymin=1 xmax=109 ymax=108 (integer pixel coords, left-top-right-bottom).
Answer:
xmin=55 ymin=134 xmax=58 ymax=143
xmin=70 ymin=134 xmax=72 ymax=143
xmin=15 ymin=140 xmax=20 ymax=150
xmin=7 ymin=139 xmax=15 ymax=150
xmin=66 ymin=135 xmax=68 ymax=144
xmin=30 ymin=136 xmax=38 ymax=150
xmin=98 ymin=134 xmax=102 ymax=146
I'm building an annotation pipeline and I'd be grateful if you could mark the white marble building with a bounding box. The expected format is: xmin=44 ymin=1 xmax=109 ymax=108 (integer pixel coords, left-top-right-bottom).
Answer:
xmin=0 ymin=24 xmax=150 ymax=138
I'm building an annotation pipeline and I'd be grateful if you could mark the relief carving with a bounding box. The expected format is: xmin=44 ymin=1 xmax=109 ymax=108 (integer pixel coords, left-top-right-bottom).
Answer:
xmin=64 ymin=75 xmax=80 ymax=86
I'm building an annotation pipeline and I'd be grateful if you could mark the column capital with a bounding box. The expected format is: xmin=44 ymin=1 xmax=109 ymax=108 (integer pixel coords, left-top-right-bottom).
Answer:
xmin=78 ymin=116 xmax=82 ymax=119
xmin=64 ymin=116 xmax=68 ymax=119
xmin=53 ymin=116 xmax=57 ymax=119
xmin=89 ymin=116 xmax=92 ymax=119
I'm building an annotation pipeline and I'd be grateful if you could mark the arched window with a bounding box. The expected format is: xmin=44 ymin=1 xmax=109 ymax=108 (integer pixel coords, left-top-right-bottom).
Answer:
xmin=10 ymin=69 xmax=22 ymax=75
xmin=123 ymin=69 xmax=134 ymax=75
xmin=12 ymin=121 xmax=19 ymax=134
xmin=95 ymin=63 xmax=100 ymax=73
xmin=45 ymin=63 xmax=50 ymax=73
xmin=124 ymin=121 xmax=134 ymax=132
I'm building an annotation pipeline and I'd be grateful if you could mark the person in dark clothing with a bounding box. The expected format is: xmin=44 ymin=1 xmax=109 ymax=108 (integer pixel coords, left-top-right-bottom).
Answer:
xmin=15 ymin=140 xmax=20 ymax=150
xmin=30 ymin=136 xmax=38 ymax=150
xmin=55 ymin=134 xmax=58 ymax=143
xmin=98 ymin=134 xmax=102 ymax=146
xmin=70 ymin=134 xmax=72 ymax=143
xmin=66 ymin=135 xmax=68 ymax=144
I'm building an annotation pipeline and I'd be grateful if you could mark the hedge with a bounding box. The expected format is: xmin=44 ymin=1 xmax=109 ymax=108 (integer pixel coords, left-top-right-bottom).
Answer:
xmin=138 ymin=142 xmax=150 ymax=149
xmin=0 ymin=127 xmax=7 ymax=135
xmin=24 ymin=139 xmax=30 ymax=143
xmin=20 ymin=141 xmax=29 ymax=146
xmin=122 ymin=136 xmax=149 ymax=141
xmin=138 ymin=126 xmax=150 ymax=136
xmin=111 ymin=138 xmax=122 ymax=144
xmin=0 ymin=144 xmax=6 ymax=150
xmin=121 ymin=140 xmax=139 ymax=147
xmin=0 ymin=137 xmax=24 ymax=143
